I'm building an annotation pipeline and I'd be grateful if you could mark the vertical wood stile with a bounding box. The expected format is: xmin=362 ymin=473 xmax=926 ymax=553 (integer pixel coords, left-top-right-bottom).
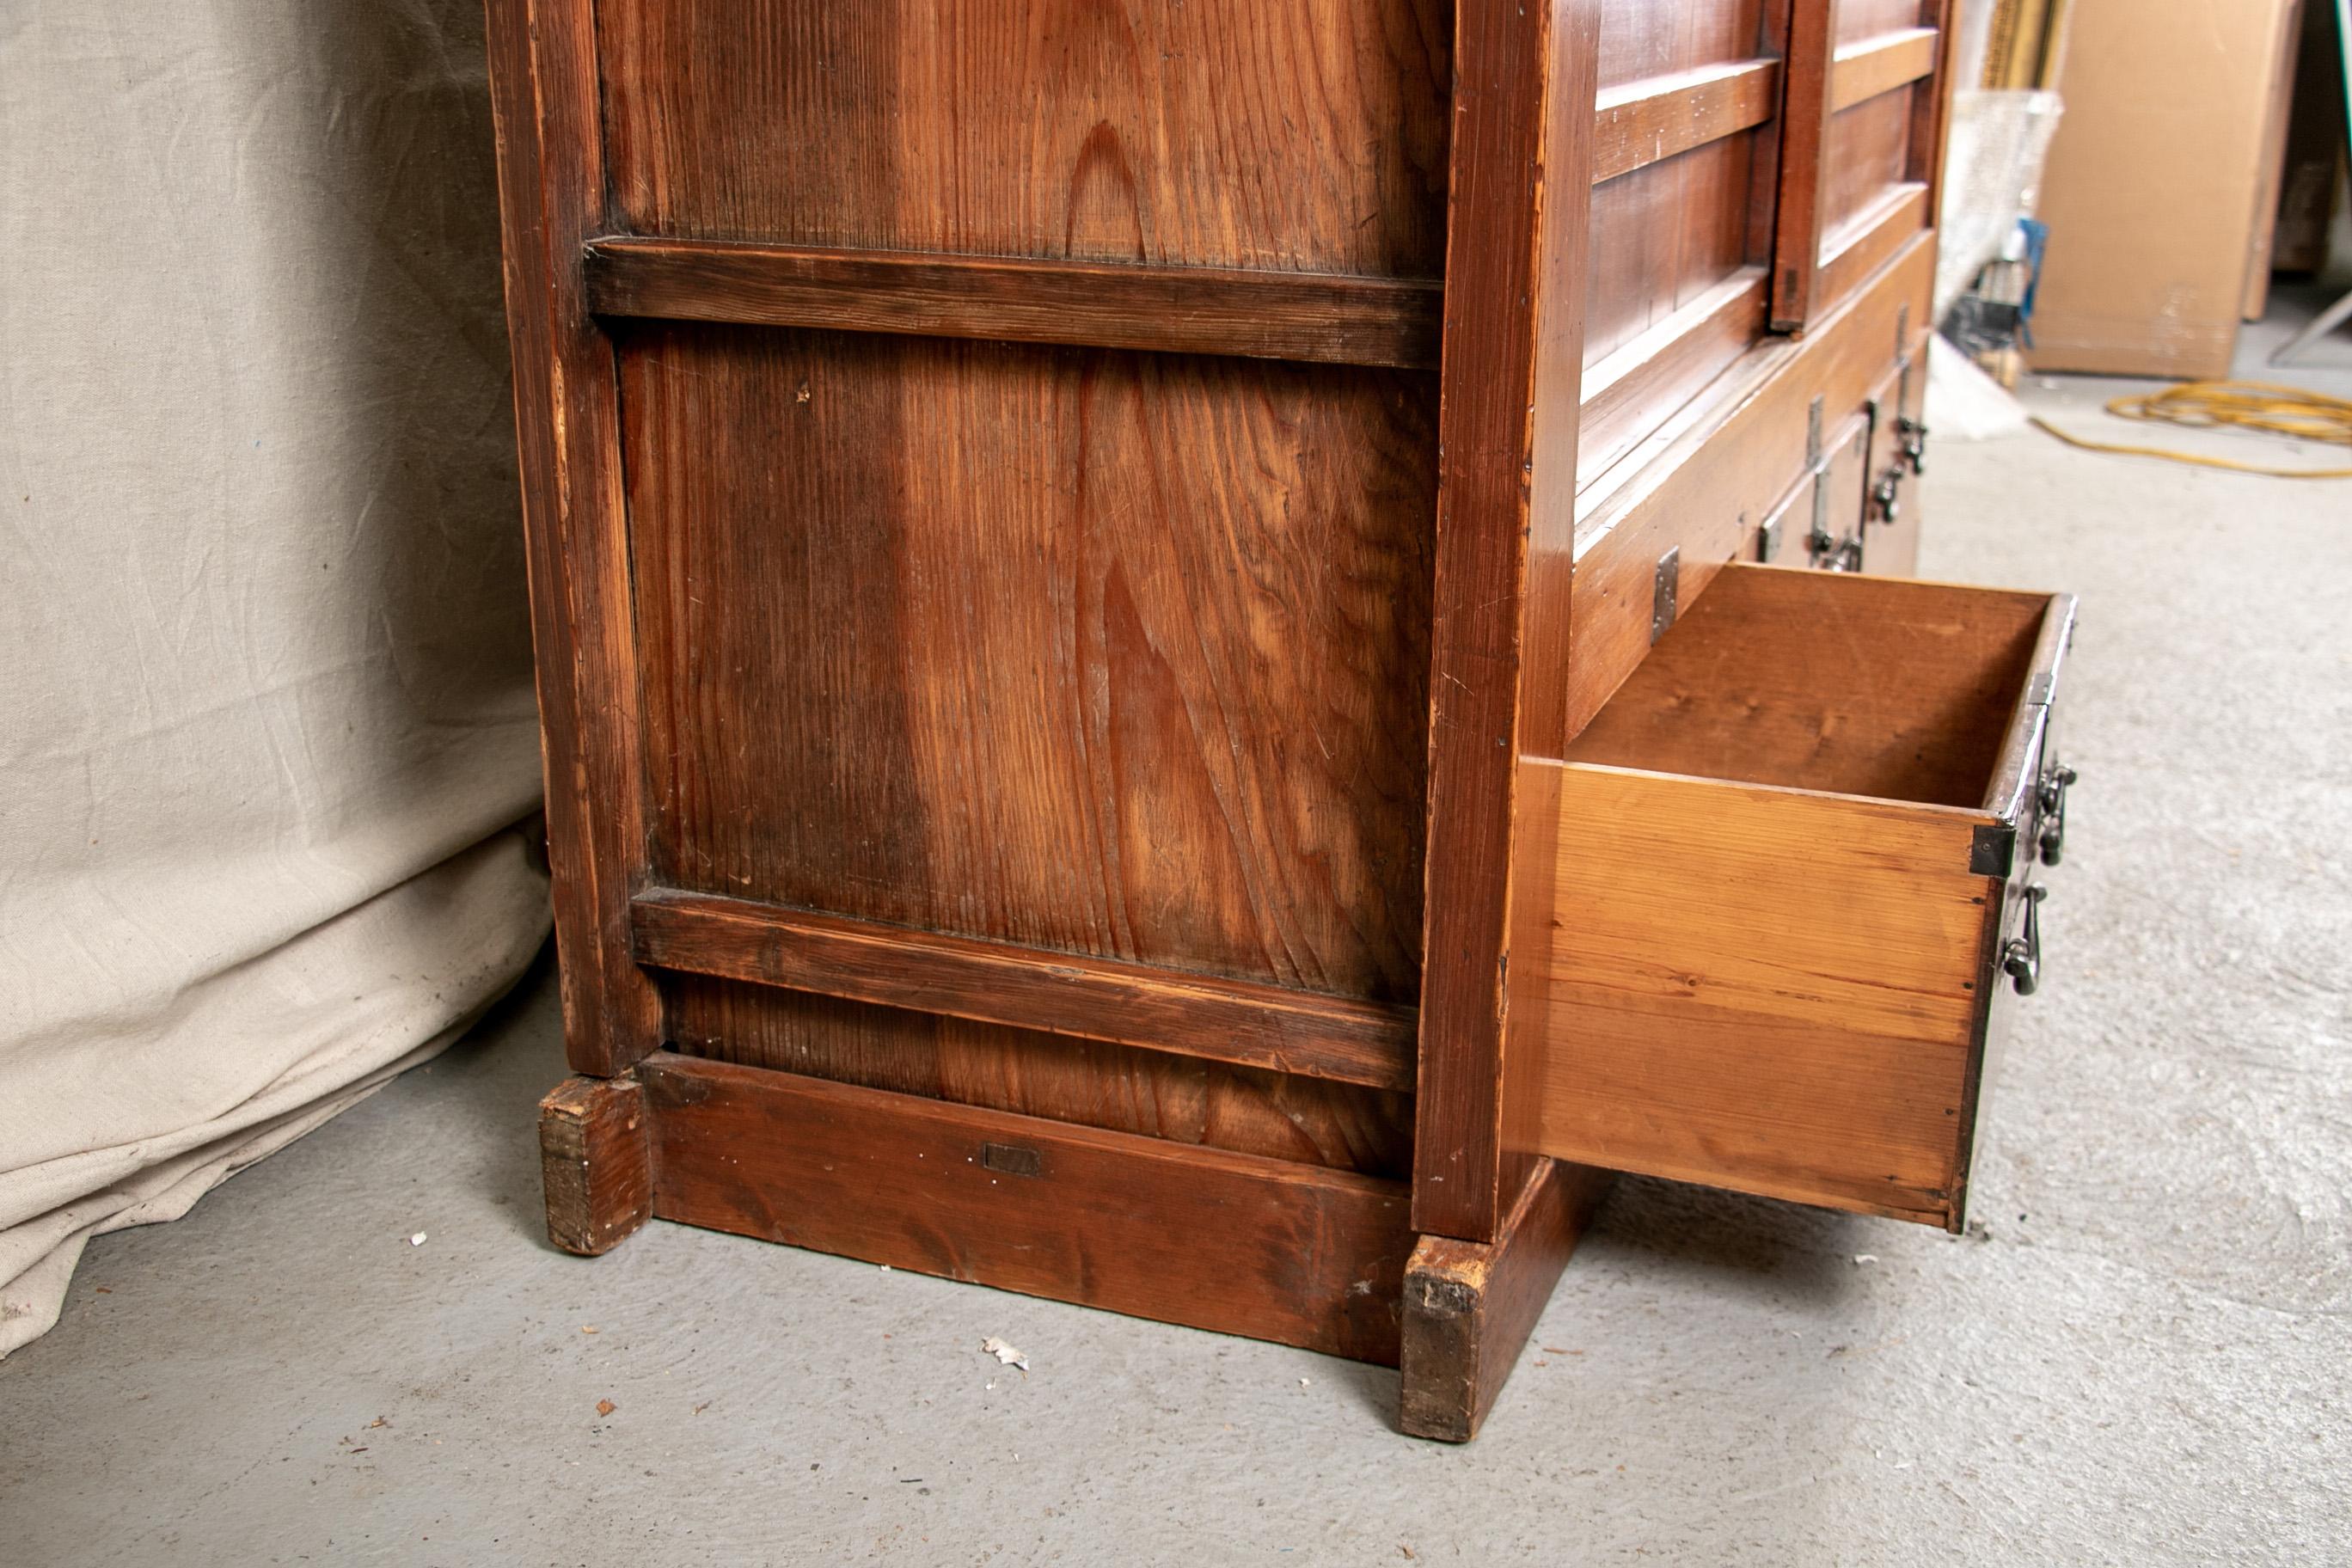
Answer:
xmin=1770 ymin=0 xmax=1843 ymax=329
xmin=485 ymin=0 xmax=665 ymax=1075
xmin=1412 ymin=0 xmax=1603 ymax=1244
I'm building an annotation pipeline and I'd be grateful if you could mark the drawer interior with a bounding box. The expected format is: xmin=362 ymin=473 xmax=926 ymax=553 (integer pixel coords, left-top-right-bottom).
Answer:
xmin=1510 ymin=566 xmax=2073 ymax=1229
xmin=1560 ymin=564 xmax=2053 ymax=810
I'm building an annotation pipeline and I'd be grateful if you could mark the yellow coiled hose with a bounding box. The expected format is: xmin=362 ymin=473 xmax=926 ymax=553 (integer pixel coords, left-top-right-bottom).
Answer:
xmin=2030 ymin=379 xmax=2352 ymax=478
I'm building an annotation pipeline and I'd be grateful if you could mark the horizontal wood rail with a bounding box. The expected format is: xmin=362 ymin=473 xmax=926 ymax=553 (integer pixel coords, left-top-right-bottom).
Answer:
xmin=630 ymin=889 xmax=1419 ymax=1093
xmin=1592 ymin=58 xmax=1781 ymax=184
xmin=1828 ymin=28 xmax=1939 ymax=114
xmin=1577 ymin=268 xmax=1769 ymax=490
xmin=1816 ymin=182 xmax=1929 ymax=309
xmin=583 ymin=236 xmax=1443 ymax=370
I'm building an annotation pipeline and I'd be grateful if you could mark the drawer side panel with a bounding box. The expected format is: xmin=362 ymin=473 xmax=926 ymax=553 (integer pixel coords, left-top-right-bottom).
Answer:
xmin=1508 ymin=759 xmax=1994 ymax=1222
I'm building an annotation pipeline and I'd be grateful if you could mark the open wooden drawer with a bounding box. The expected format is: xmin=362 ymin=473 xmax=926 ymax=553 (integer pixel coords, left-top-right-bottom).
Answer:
xmin=1508 ymin=566 xmax=2078 ymax=1231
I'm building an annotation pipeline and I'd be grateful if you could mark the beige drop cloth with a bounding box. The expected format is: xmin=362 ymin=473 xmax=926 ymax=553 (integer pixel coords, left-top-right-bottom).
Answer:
xmin=0 ymin=2 xmax=552 ymax=1356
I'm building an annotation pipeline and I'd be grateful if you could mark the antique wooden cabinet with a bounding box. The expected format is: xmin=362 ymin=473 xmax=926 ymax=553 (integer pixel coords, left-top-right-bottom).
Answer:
xmin=490 ymin=0 xmax=2076 ymax=1441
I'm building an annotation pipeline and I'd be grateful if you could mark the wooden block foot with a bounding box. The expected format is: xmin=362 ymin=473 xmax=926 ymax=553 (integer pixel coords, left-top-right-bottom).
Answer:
xmin=1398 ymin=1158 xmax=1613 ymax=1442
xmin=538 ymin=1074 xmax=653 ymax=1255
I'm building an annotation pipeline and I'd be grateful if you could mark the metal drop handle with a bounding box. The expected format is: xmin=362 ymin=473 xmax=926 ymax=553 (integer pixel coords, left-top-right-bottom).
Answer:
xmin=2002 ymin=885 xmax=2048 ymax=995
xmin=1871 ymin=469 xmax=1902 ymax=525
xmin=1898 ymin=415 xmax=1928 ymax=475
xmin=2037 ymin=763 xmax=2078 ymax=866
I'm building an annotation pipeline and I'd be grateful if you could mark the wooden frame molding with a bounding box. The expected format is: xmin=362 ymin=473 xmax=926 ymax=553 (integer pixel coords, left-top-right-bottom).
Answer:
xmin=583 ymin=236 xmax=1444 ymax=370
xmin=630 ymin=890 xmax=1418 ymax=1093
xmin=633 ymin=1054 xmax=1419 ymax=1364
xmin=1591 ymin=58 xmax=1781 ymax=185
xmin=1829 ymin=27 xmax=1939 ymax=114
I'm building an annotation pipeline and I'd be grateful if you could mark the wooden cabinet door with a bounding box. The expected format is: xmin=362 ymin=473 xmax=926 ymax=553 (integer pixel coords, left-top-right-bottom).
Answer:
xmin=1771 ymin=0 xmax=1954 ymax=330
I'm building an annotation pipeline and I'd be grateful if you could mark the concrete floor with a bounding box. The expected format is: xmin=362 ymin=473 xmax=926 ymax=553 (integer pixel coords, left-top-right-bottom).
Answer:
xmin=6 ymin=297 xmax=2349 ymax=1566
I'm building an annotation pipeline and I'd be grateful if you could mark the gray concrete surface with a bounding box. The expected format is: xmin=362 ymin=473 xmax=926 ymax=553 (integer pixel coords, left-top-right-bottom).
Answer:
xmin=5 ymin=298 xmax=2349 ymax=1566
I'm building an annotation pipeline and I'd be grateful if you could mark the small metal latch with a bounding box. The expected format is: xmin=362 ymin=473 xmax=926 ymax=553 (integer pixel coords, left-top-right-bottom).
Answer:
xmin=1756 ymin=511 xmax=1780 ymax=562
xmin=1651 ymin=547 xmax=1681 ymax=642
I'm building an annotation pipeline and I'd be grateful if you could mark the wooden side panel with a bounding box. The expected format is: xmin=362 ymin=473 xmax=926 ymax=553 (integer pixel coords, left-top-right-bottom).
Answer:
xmin=1507 ymin=761 xmax=1996 ymax=1223
xmin=665 ymin=977 xmax=1417 ymax=1178
xmin=596 ymin=0 xmax=1452 ymax=277
xmin=624 ymin=323 xmax=1436 ymax=1008
xmin=484 ymin=0 xmax=663 ymax=1075
xmin=638 ymin=1053 xmax=1418 ymax=1363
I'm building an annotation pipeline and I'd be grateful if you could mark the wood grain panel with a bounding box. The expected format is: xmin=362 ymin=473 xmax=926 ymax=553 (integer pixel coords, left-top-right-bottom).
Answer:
xmin=597 ymin=0 xmax=1451 ymax=277
xmin=1821 ymin=88 xmax=1919 ymax=241
xmin=623 ymin=323 xmax=1436 ymax=1007
xmin=1836 ymin=0 xmax=1931 ymax=44
xmin=665 ymin=977 xmax=1417 ymax=1177
xmin=1595 ymin=0 xmax=1768 ymax=91
xmin=1507 ymin=760 xmax=1997 ymax=1223
xmin=632 ymin=888 xmax=1418 ymax=1093
xmin=639 ymin=1053 xmax=1418 ymax=1363
xmin=1592 ymin=58 xmax=1779 ymax=185
xmin=483 ymin=0 xmax=663 ymax=1075
xmin=1583 ymin=133 xmax=1759 ymax=366
xmin=584 ymin=237 xmax=1444 ymax=369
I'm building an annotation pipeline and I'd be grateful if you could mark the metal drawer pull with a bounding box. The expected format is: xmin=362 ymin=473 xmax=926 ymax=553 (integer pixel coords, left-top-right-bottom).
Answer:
xmin=1897 ymin=414 xmax=1928 ymax=474
xmin=2037 ymin=762 xmax=2078 ymax=866
xmin=2002 ymin=884 xmax=2048 ymax=995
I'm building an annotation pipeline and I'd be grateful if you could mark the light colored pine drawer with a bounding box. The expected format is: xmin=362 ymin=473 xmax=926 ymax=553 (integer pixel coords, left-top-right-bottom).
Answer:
xmin=1508 ymin=564 xmax=2077 ymax=1230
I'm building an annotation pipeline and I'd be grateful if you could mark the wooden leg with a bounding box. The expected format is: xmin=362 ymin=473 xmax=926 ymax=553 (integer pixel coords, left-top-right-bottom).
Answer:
xmin=1397 ymin=1157 xmax=1613 ymax=1442
xmin=538 ymin=1075 xmax=654 ymax=1256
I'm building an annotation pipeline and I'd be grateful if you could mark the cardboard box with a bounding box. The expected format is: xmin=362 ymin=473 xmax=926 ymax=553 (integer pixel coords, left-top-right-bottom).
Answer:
xmin=2027 ymin=0 xmax=2303 ymax=378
